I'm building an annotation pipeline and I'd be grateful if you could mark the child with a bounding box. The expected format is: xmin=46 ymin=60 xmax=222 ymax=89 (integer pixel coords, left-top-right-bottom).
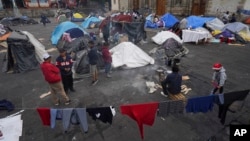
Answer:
xmin=211 ymin=63 xmax=227 ymax=94
xmin=88 ymin=40 xmax=99 ymax=85
xmin=101 ymin=42 xmax=112 ymax=78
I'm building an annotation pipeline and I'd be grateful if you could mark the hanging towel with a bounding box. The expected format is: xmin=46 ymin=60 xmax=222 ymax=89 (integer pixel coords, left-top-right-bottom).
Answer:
xmin=186 ymin=95 xmax=215 ymax=113
xmin=86 ymin=106 xmax=115 ymax=124
xmin=50 ymin=109 xmax=63 ymax=128
xmin=158 ymin=100 xmax=184 ymax=117
xmin=37 ymin=107 xmax=51 ymax=126
xmin=120 ymin=102 xmax=159 ymax=139
xmin=218 ymin=90 xmax=249 ymax=124
xmin=213 ymin=94 xmax=224 ymax=105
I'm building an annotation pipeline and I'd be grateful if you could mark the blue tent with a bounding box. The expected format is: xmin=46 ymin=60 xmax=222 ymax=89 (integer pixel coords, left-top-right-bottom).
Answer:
xmin=65 ymin=28 xmax=84 ymax=39
xmin=51 ymin=21 xmax=87 ymax=45
xmin=160 ymin=13 xmax=179 ymax=28
xmin=81 ymin=16 xmax=101 ymax=29
xmin=186 ymin=16 xmax=215 ymax=29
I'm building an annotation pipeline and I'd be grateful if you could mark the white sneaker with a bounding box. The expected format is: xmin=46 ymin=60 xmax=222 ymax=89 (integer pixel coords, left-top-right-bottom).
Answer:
xmin=160 ymin=92 xmax=168 ymax=97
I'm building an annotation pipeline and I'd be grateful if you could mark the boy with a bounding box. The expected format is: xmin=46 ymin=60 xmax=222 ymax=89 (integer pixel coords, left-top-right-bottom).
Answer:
xmin=211 ymin=63 xmax=227 ymax=94
xmin=88 ymin=40 xmax=99 ymax=85
xmin=101 ymin=42 xmax=112 ymax=78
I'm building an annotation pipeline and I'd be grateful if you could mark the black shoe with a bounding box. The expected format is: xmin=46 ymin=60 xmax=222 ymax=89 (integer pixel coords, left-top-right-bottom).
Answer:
xmin=70 ymin=88 xmax=76 ymax=92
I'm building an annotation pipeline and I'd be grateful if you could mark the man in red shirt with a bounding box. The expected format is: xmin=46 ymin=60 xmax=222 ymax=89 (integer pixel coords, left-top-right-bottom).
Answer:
xmin=101 ymin=42 xmax=112 ymax=78
xmin=40 ymin=53 xmax=70 ymax=106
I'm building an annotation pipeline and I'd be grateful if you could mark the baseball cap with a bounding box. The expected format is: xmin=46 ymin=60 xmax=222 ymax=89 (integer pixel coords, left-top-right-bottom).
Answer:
xmin=43 ymin=53 xmax=51 ymax=60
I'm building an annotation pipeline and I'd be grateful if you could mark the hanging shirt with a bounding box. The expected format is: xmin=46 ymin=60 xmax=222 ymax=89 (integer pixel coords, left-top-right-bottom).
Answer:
xmin=158 ymin=100 xmax=184 ymax=117
xmin=37 ymin=107 xmax=51 ymax=126
xmin=120 ymin=102 xmax=159 ymax=139
xmin=218 ymin=89 xmax=249 ymax=124
xmin=186 ymin=95 xmax=215 ymax=113
xmin=86 ymin=106 xmax=115 ymax=124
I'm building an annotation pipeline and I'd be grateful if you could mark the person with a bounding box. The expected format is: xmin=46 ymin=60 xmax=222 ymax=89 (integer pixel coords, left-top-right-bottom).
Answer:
xmin=56 ymin=48 xmax=75 ymax=94
xmin=211 ymin=63 xmax=227 ymax=94
xmin=40 ymin=14 xmax=47 ymax=27
xmin=101 ymin=42 xmax=112 ymax=78
xmin=222 ymin=11 xmax=230 ymax=24
xmin=161 ymin=66 xmax=182 ymax=97
xmin=88 ymin=40 xmax=99 ymax=85
xmin=40 ymin=53 xmax=70 ymax=106
xmin=230 ymin=13 xmax=236 ymax=23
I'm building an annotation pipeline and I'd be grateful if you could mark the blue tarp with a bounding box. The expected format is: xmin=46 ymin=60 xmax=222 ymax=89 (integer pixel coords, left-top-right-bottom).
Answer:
xmin=186 ymin=16 xmax=215 ymax=28
xmin=81 ymin=16 xmax=101 ymax=29
xmin=51 ymin=21 xmax=87 ymax=45
xmin=160 ymin=13 xmax=179 ymax=28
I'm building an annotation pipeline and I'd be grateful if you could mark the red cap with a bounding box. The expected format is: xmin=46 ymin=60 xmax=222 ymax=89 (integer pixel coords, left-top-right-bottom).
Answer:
xmin=213 ymin=63 xmax=222 ymax=70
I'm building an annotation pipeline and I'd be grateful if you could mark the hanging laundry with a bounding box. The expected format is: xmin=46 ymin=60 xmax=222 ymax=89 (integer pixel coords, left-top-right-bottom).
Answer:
xmin=158 ymin=100 xmax=184 ymax=117
xmin=213 ymin=94 xmax=224 ymax=105
xmin=62 ymin=108 xmax=88 ymax=133
xmin=186 ymin=95 xmax=215 ymax=113
xmin=50 ymin=109 xmax=63 ymax=128
xmin=37 ymin=107 xmax=51 ymax=126
xmin=120 ymin=102 xmax=159 ymax=139
xmin=86 ymin=106 xmax=115 ymax=124
xmin=218 ymin=90 xmax=249 ymax=124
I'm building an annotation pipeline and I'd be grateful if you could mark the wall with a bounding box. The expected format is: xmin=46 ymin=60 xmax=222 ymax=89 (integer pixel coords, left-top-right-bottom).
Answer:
xmin=119 ymin=0 xmax=128 ymax=11
xmin=243 ymin=0 xmax=250 ymax=9
xmin=111 ymin=0 xmax=119 ymax=11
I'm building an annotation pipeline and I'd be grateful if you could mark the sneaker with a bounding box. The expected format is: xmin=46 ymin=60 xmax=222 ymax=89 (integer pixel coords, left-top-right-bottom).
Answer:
xmin=92 ymin=80 xmax=99 ymax=85
xmin=160 ymin=92 xmax=168 ymax=97
xmin=106 ymin=74 xmax=112 ymax=78
xmin=54 ymin=102 xmax=60 ymax=106
xmin=64 ymin=100 xmax=71 ymax=105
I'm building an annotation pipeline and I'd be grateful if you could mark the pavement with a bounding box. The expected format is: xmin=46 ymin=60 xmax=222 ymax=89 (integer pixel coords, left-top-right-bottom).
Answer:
xmin=0 ymin=19 xmax=250 ymax=141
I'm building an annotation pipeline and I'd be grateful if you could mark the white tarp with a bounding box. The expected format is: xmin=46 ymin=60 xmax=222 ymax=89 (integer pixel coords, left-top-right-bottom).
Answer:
xmin=151 ymin=31 xmax=183 ymax=45
xmin=110 ymin=42 xmax=155 ymax=68
xmin=205 ymin=18 xmax=225 ymax=31
xmin=0 ymin=114 xmax=23 ymax=141
xmin=21 ymin=31 xmax=47 ymax=63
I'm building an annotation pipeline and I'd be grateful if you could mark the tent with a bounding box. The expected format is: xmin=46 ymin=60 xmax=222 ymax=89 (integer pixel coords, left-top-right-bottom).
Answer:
xmin=145 ymin=13 xmax=165 ymax=29
xmin=0 ymin=16 xmax=38 ymax=26
xmin=81 ymin=16 xmax=101 ymax=29
xmin=71 ymin=13 xmax=85 ymax=22
xmin=65 ymin=28 xmax=84 ymax=39
xmin=110 ymin=42 xmax=154 ymax=68
xmin=205 ymin=18 xmax=225 ymax=31
xmin=3 ymin=31 xmax=39 ymax=73
xmin=186 ymin=16 xmax=215 ymax=29
xmin=222 ymin=22 xmax=250 ymax=33
xmin=57 ymin=14 xmax=68 ymax=24
xmin=243 ymin=17 xmax=250 ymax=24
xmin=160 ymin=13 xmax=179 ymax=28
xmin=151 ymin=31 xmax=183 ymax=45
xmin=51 ymin=21 xmax=88 ymax=45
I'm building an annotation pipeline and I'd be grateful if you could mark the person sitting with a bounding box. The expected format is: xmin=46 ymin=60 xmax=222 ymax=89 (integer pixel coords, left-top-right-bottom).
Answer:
xmin=161 ymin=66 xmax=182 ymax=97
xmin=230 ymin=13 xmax=237 ymax=23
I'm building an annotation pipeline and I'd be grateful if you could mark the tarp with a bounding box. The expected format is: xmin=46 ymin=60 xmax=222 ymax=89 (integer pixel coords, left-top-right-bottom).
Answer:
xmin=112 ymin=14 xmax=133 ymax=22
xmin=65 ymin=28 xmax=84 ymax=39
xmin=186 ymin=16 xmax=215 ymax=29
xmin=0 ymin=16 xmax=38 ymax=26
xmin=51 ymin=21 xmax=87 ymax=45
xmin=81 ymin=17 xmax=101 ymax=29
xmin=160 ymin=13 xmax=179 ymax=28
xmin=205 ymin=18 xmax=225 ymax=31
xmin=222 ymin=22 xmax=250 ymax=33
xmin=110 ymin=42 xmax=154 ymax=68
xmin=4 ymin=31 xmax=39 ymax=73
xmin=151 ymin=31 xmax=183 ymax=45
xmin=243 ymin=17 xmax=250 ymax=24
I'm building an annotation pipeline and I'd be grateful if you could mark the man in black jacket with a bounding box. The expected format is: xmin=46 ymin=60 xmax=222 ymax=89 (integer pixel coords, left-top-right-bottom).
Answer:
xmin=88 ymin=40 xmax=99 ymax=85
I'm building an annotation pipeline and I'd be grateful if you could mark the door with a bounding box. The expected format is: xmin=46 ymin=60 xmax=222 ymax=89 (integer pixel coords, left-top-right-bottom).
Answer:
xmin=156 ymin=0 xmax=165 ymax=16
xmin=191 ymin=0 xmax=206 ymax=15
xmin=133 ymin=0 xmax=139 ymax=10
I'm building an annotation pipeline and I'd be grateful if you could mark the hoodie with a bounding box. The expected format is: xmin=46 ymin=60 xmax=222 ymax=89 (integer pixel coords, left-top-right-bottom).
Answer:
xmin=101 ymin=46 xmax=112 ymax=63
xmin=212 ymin=67 xmax=227 ymax=86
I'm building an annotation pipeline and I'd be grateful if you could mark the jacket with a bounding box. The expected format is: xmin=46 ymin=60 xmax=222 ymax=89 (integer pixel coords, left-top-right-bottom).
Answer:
xmin=40 ymin=62 xmax=61 ymax=83
xmin=56 ymin=55 xmax=73 ymax=75
xmin=101 ymin=46 xmax=112 ymax=63
xmin=88 ymin=47 xmax=98 ymax=65
xmin=212 ymin=67 xmax=227 ymax=86
xmin=164 ymin=72 xmax=182 ymax=94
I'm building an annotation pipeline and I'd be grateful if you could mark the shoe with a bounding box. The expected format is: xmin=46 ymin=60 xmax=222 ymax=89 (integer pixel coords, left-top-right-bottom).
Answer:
xmin=54 ymin=102 xmax=60 ymax=106
xmin=160 ymin=92 xmax=168 ymax=97
xmin=106 ymin=74 xmax=112 ymax=78
xmin=92 ymin=80 xmax=99 ymax=85
xmin=64 ymin=100 xmax=71 ymax=105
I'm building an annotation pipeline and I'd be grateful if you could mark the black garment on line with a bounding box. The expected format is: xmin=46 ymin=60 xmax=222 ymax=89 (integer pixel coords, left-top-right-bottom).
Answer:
xmin=158 ymin=100 xmax=184 ymax=117
xmin=218 ymin=89 xmax=249 ymax=125
xmin=86 ymin=107 xmax=113 ymax=124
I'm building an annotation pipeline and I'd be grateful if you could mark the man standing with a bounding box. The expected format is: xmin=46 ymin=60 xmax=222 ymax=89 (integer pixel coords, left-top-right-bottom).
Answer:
xmin=101 ymin=42 xmax=112 ymax=78
xmin=56 ymin=48 xmax=75 ymax=94
xmin=88 ymin=40 xmax=99 ymax=85
xmin=211 ymin=63 xmax=227 ymax=94
xmin=40 ymin=53 xmax=70 ymax=105
xmin=161 ymin=66 xmax=182 ymax=97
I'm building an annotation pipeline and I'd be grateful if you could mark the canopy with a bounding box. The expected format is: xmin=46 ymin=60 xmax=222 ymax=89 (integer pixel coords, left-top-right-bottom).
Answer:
xmin=186 ymin=16 xmax=215 ymax=28
xmin=160 ymin=13 xmax=179 ymax=28
xmin=151 ymin=31 xmax=183 ymax=45
xmin=110 ymin=42 xmax=154 ymax=68
xmin=51 ymin=21 xmax=87 ymax=45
